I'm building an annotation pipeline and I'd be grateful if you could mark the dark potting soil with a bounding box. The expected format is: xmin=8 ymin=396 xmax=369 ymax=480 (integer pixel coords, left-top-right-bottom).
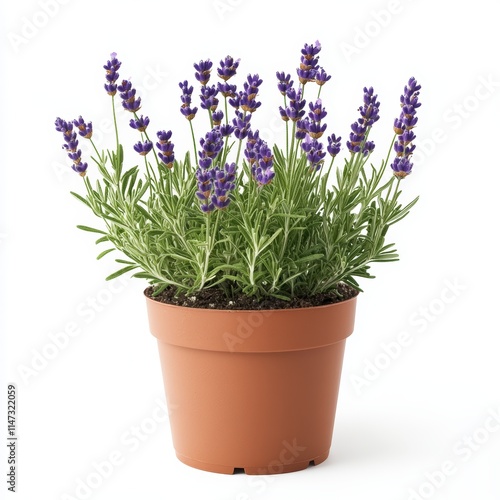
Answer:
xmin=145 ymin=283 xmax=358 ymax=310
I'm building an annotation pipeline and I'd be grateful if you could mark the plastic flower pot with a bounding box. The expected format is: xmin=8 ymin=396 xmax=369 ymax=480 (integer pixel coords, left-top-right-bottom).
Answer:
xmin=145 ymin=292 xmax=357 ymax=475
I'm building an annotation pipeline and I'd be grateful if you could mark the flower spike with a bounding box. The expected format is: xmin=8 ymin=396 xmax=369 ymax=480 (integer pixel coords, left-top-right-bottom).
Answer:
xmin=391 ymin=77 xmax=421 ymax=178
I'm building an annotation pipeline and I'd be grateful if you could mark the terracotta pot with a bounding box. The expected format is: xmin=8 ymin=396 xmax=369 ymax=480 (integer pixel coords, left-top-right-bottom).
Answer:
xmin=145 ymin=293 xmax=357 ymax=475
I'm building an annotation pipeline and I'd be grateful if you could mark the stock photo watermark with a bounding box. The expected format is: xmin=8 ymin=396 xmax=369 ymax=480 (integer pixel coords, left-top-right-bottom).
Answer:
xmin=413 ymin=73 xmax=500 ymax=168
xmin=6 ymin=384 xmax=18 ymax=493
xmin=406 ymin=406 xmax=500 ymax=500
xmin=230 ymin=439 xmax=307 ymax=500
xmin=17 ymin=276 xmax=129 ymax=385
xmin=223 ymin=310 xmax=273 ymax=352
xmin=59 ymin=397 xmax=176 ymax=500
xmin=350 ymin=278 xmax=467 ymax=394
xmin=212 ymin=0 xmax=245 ymax=21
xmin=340 ymin=0 xmax=417 ymax=63
xmin=7 ymin=0 xmax=72 ymax=54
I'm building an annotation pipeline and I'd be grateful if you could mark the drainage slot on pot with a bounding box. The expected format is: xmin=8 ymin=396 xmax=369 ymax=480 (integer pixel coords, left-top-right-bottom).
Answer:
xmin=233 ymin=467 xmax=245 ymax=475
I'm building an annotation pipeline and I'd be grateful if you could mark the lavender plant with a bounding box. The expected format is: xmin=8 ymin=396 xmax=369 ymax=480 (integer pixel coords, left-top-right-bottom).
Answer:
xmin=55 ymin=44 xmax=420 ymax=301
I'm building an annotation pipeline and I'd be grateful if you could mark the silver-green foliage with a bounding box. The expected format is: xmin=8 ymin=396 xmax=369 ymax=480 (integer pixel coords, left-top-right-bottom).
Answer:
xmin=73 ymin=114 xmax=418 ymax=300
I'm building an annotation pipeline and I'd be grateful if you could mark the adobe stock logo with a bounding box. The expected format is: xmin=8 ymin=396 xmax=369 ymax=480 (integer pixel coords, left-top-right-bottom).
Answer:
xmin=350 ymin=278 xmax=467 ymax=394
xmin=407 ymin=406 xmax=500 ymax=500
xmin=340 ymin=0 xmax=416 ymax=63
xmin=212 ymin=0 xmax=245 ymax=20
xmin=7 ymin=0 xmax=72 ymax=54
xmin=412 ymin=74 xmax=500 ymax=168
xmin=223 ymin=310 xmax=272 ymax=352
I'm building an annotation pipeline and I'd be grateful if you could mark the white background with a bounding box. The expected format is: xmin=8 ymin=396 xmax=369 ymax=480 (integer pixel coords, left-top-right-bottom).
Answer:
xmin=2 ymin=0 xmax=500 ymax=499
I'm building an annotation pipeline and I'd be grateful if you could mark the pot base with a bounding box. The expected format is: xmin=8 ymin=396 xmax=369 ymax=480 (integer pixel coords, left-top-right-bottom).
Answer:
xmin=176 ymin=450 xmax=330 ymax=475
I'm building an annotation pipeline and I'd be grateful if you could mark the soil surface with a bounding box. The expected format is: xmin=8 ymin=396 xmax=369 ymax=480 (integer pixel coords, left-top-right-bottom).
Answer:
xmin=145 ymin=283 xmax=358 ymax=310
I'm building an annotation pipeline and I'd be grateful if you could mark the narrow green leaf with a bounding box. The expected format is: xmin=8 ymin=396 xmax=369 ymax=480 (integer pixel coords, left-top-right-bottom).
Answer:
xmin=294 ymin=253 xmax=324 ymax=264
xmin=106 ymin=265 xmax=137 ymax=281
xmin=96 ymin=248 xmax=115 ymax=260
xmin=70 ymin=192 xmax=91 ymax=208
xmin=77 ymin=225 xmax=107 ymax=235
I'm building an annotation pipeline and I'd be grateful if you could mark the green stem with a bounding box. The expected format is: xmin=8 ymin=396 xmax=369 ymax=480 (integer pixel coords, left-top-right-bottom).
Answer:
xmin=111 ymin=96 xmax=119 ymax=151
xmin=189 ymin=120 xmax=198 ymax=168
xmin=283 ymin=94 xmax=289 ymax=162
xmin=235 ymin=138 xmax=243 ymax=167
xmin=200 ymin=214 xmax=211 ymax=290
xmin=200 ymin=210 xmax=220 ymax=290
xmin=208 ymin=109 xmax=214 ymax=130
xmin=235 ymin=110 xmax=248 ymax=166
xmin=224 ymin=96 xmax=229 ymax=126
xmin=89 ymin=138 xmax=103 ymax=164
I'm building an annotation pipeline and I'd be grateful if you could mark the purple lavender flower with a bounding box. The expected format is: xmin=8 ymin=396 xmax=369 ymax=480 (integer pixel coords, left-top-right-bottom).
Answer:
xmin=232 ymin=111 xmax=252 ymax=140
xmin=103 ymin=52 xmax=121 ymax=96
xmin=400 ymin=78 xmax=422 ymax=110
xmin=181 ymin=106 xmax=198 ymax=121
xmin=194 ymin=142 xmax=235 ymax=212
xmin=346 ymin=86 xmax=380 ymax=155
xmin=244 ymin=74 xmax=263 ymax=99
xmin=195 ymin=169 xmax=215 ymax=213
xmin=307 ymin=121 xmax=327 ymax=139
xmin=200 ymin=85 xmax=219 ymax=111
xmin=285 ymin=87 xmax=306 ymax=122
xmin=241 ymin=74 xmax=262 ymax=113
xmin=72 ymin=116 xmax=93 ymax=139
xmin=244 ymin=133 xmax=275 ymax=186
xmin=220 ymin=124 xmax=235 ymax=137
xmin=279 ymin=106 xmax=289 ymax=122
xmin=117 ymin=80 xmax=141 ymax=112
xmin=391 ymin=77 xmax=421 ymax=178
xmin=71 ymin=162 xmax=88 ymax=175
xmin=179 ymin=80 xmax=198 ymax=120
xmin=306 ymin=99 xmax=328 ymax=139
xmin=393 ymin=118 xmax=404 ymax=135
xmin=240 ymin=94 xmax=261 ymax=113
xmin=315 ymin=67 xmax=331 ymax=86
xmin=217 ymin=56 xmax=240 ymax=81
xmin=199 ymin=128 xmax=224 ymax=168
xmin=55 ymin=117 xmax=88 ymax=176
xmin=133 ymin=140 xmax=153 ymax=156
xmin=217 ymin=81 xmax=237 ymax=98
xmin=212 ymin=110 xmax=224 ymax=126
xmin=179 ymin=81 xmax=193 ymax=105
xmin=212 ymin=162 xmax=237 ymax=209
xmin=156 ymin=130 xmax=175 ymax=168
xmin=194 ymin=59 xmax=213 ymax=86
xmin=228 ymin=92 xmax=241 ymax=110
xmin=276 ymin=72 xmax=294 ymax=95
xmin=358 ymin=87 xmax=380 ymax=126
xmin=295 ymin=119 xmax=308 ymax=140
xmin=129 ymin=115 xmax=150 ymax=132
xmin=244 ymin=130 xmax=261 ymax=166
xmin=346 ymin=122 xmax=366 ymax=153
xmin=364 ymin=141 xmax=375 ymax=155
xmin=297 ymin=41 xmax=321 ymax=84
xmin=302 ymin=135 xmax=325 ymax=171
xmin=327 ymin=133 xmax=342 ymax=157
xmin=253 ymin=143 xmax=275 ymax=186
xmin=390 ymin=157 xmax=413 ymax=178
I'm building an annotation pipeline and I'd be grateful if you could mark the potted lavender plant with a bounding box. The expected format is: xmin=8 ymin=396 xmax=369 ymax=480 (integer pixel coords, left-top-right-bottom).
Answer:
xmin=54 ymin=42 xmax=421 ymax=475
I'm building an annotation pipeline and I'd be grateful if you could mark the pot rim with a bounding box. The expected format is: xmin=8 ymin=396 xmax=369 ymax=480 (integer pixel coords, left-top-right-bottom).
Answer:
xmin=143 ymin=288 xmax=359 ymax=313
xmin=145 ymin=290 xmax=358 ymax=353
